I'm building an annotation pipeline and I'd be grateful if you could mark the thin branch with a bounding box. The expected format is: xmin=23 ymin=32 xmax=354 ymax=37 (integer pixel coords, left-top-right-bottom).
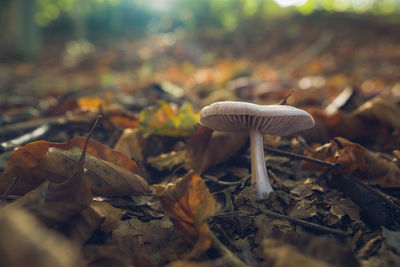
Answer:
xmin=264 ymin=146 xmax=400 ymax=213
xmin=263 ymin=209 xmax=348 ymax=237
xmin=279 ymin=89 xmax=295 ymax=105
xmin=265 ymin=146 xmax=336 ymax=168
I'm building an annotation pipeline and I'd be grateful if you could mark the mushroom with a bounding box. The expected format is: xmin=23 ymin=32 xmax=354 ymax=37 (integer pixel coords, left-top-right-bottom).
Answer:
xmin=199 ymin=101 xmax=315 ymax=199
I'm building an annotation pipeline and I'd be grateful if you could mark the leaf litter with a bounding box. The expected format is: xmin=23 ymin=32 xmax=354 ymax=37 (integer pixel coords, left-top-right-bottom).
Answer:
xmin=1 ymin=14 xmax=400 ymax=267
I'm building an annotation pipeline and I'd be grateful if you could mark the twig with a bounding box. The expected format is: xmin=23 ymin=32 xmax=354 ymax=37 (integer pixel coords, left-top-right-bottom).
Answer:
xmin=264 ymin=146 xmax=400 ymax=213
xmin=79 ymin=114 xmax=102 ymax=163
xmin=210 ymin=231 xmax=247 ymax=267
xmin=263 ymin=209 xmax=348 ymax=237
xmin=213 ymin=210 xmax=348 ymax=237
xmin=279 ymin=89 xmax=295 ymax=105
xmin=265 ymin=146 xmax=335 ymax=168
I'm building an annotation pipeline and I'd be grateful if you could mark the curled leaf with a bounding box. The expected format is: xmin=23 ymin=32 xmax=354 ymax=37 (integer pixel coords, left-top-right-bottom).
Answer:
xmin=154 ymin=171 xmax=215 ymax=257
xmin=303 ymin=137 xmax=400 ymax=188
xmin=0 ymin=137 xmax=149 ymax=196
xmin=185 ymin=126 xmax=248 ymax=173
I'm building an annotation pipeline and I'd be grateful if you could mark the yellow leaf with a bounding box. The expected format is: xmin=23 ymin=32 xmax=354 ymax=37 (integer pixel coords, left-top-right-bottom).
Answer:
xmin=139 ymin=100 xmax=199 ymax=137
xmin=154 ymin=171 xmax=215 ymax=257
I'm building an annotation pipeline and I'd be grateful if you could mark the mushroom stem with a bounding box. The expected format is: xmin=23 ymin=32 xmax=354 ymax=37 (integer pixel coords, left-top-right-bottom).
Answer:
xmin=250 ymin=128 xmax=273 ymax=199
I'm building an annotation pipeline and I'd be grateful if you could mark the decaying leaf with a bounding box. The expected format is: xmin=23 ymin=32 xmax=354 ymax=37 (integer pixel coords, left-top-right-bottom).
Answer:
xmin=304 ymin=86 xmax=400 ymax=144
xmin=327 ymin=197 xmax=360 ymax=226
xmin=0 ymin=205 xmax=82 ymax=267
xmin=0 ymin=136 xmax=149 ymax=196
xmin=353 ymin=86 xmax=400 ymax=132
xmin=263 ymin=238 xmax=333 ymax=267
xmin=148 ymin=150 xmax=187 ymax=171
xmin=111 ymin=217 xmax=176 ymax=265
xmin=66 ymin=200 xmax=123 ymax=244
xmin=303 ymin=137 xmax=400 ymax=188
xmin=382 ymin=227 xmax=400 ymax=254
xmin=114 ymin=128 xmax=147 ymax=161
xmin=185 ymin=126 xmax=248 ymax=173
xmin=154 ymin=171 xmax=216 ymax=257
xmin=65 ymin=103 xmax=139 ymax=130
xmin=82 ymin=245 xmax=133 ymax=267
xmin=7 ymin=136 xmax=92 ymax=225
xmin=139 ymin=100 xmax=199 ymax=137
xmin=262 ymin=233 xmax=359 ymax=267
xmin=304 ymin=108 xmax=377 ymax=143
xmin=288 ymin=200 xmax=317 ymax=219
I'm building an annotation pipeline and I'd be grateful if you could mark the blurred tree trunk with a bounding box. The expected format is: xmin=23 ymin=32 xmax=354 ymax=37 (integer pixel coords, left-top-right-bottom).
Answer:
xmin=0 ymin=0 xmax=40 ymax=60
xmin=70 ymin=2 xmax=87 ymax=40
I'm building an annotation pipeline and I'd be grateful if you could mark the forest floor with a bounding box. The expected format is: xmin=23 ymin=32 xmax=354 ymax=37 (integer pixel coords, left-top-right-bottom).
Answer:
xmin=1 ymin=13 xmax=400 ymax=267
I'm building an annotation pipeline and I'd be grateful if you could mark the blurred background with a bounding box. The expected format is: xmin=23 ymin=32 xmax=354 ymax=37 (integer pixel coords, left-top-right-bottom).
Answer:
xmin=1 ymin=0 xmax=399 ymax=59
xmin=1 ymin=0 xmax=400 ymax=120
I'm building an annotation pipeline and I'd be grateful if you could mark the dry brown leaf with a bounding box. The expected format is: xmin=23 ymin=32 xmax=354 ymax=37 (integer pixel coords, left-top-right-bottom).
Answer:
xmin=7 ymin=138 xmax=92 ymax=225
xmin=353 ymin=86 xmax=400 ymax=132
xmin=328 ymin=197 xmax=360 ymax=226
xmin=111 ymin=217 xmax=176 ymax=265
xmin=303 ymin=137 xmax=400 ymax=188
xmin=114 ymin=128 xmax=147 ymax=161
xmin=185 ymin=126 xmax=248 ymax=173
xmin=147 ymin=150 xmax=187 ymax=171
xmin=263 ymin=233 xmax=359 ymax=267
xmin=304 ymin=108 xmax=380 ymax=143
xmin=166 ymin=260 xmax=221 ymax=267
xmin=0 ymin=137 xmax=149 ymax=196
xmin=154 ymin=171 xmax=216 ymax=258
xmin=304 ymin=87 xmax=400 ymax=144
xmin=66 ymin=200 xmax=123 ymax=244
xmin=67 ymin=103 xmax=139 ymax=130
xmin=288 ymin=200 xmax=317 ymax=219
xmin=82 ymin=245 xmax=133 ymax=267
xmin=263 ymin=238 xmax=334 ymax=267
xmin=0 ymin=206 xmax=82 ymax=267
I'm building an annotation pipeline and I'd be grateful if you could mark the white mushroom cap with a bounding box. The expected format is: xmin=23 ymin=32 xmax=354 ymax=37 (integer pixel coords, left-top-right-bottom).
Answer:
xmin=200 ymin=101 xmax=315 ymax=135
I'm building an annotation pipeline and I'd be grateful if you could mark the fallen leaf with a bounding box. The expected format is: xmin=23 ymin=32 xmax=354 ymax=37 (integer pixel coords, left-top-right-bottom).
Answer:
xmin=353 ymin=86 xmax=400 ymax=132
xmin=7 ymin=136 xmax=92 ymax=225
xmin=66 ymin=103 xmax=139 ymax=130
xmin=382 ymin=227 xmax=400 ymax=254
xmin=303 ymin=137 xmax=400 ymax=188
xmin=263 ymin=238 xmax=333 ymax=267
xmin=114 ymin=128 xmax=147 ymax=161
xmin=77 ymin=96 xmax=106 ymax=112
xmin=288 ymin=200 xmax=317 ymax=219
xmin=166 ymin=260 xmax=220 ymax=267
xmin=82 ymin=245 xmax=133 ymax=267
xmin=147 ymin=150 xmax=187 ymax=171
xmin=154 ymin=171 xmax=216 ymax=257
xmin=262 ymin=233 xmax=359 ymax=267
xmin=185 ymin=126 xmax=248 ymax=173
xmin=303 ymin=86 xmax=400 ymax=144
xmin=0 ymin=206 xmax=82 ymax=267
xmin=0 ymin=136 xmax=149 ymax=196
xmin=66 ymin=200 xmax=123 ymax=244
xmin=328 ymin=197 xmax=360 ymax=226
xmin=139 ymin=100 xmax=199 ymax=137
xmin=111 ymin=217 xmax=175 ymax=265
